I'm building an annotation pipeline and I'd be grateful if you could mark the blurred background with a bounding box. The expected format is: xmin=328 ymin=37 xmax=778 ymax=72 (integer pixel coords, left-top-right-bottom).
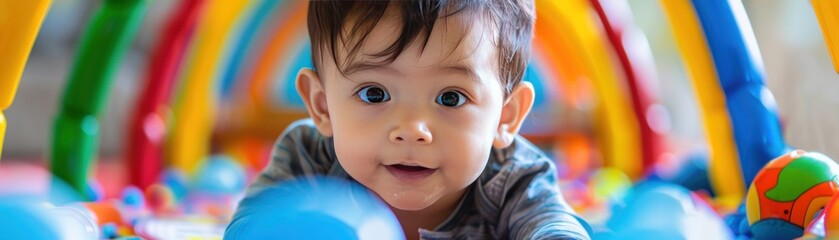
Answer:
xmin=4 ymin=0 xmax=836 ymax=161
xmin=4 ymin=0 xmax=839 ymax=239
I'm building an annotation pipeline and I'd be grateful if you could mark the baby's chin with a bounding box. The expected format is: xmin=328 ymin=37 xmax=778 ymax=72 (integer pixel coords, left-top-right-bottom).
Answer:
xmin=377 ymin=189 xmax=442 ymax=211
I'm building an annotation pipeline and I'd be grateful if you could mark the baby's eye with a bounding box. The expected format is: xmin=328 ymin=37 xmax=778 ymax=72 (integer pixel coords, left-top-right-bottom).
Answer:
xmin=357 ymin=86 xmax=390 ymax=104
xmin=436 ymin=90 xmax=466 ymax=107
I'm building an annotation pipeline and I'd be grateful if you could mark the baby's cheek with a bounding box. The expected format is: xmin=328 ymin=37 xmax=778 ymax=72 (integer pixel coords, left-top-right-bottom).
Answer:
xmin=443 ymin=145 xmax=490 ymax=186
xmin=333 ymin=139 xmax=374 ymax=171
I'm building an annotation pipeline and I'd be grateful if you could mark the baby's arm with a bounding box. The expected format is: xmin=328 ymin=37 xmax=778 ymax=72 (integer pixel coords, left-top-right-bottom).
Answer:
xmin=501 ymin=160 xmax=593 ymax=240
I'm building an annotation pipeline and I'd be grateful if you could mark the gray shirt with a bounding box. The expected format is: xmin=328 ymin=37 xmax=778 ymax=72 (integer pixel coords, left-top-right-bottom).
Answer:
xmin=234 ymin=119 xmax=592 ymax=239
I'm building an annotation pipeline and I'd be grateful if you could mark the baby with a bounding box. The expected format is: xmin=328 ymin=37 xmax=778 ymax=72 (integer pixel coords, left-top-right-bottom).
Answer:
xmin=229 ymin=1 xmax=592 ymax=239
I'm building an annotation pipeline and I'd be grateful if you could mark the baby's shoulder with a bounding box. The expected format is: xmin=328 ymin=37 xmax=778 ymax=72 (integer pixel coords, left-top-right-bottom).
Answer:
xmin=272 ymin=118 xmax=329 ymax=149
xmin=480 ymin=135 xmax=559 ymax=198
xmin=281 ymin=118 xmax=320 ymax=137
xmin=487 ymin=135 xmax=556 ymax=176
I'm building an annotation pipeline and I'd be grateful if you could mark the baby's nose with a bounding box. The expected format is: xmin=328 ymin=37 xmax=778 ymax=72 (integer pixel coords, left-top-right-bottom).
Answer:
xmin=389 ymin=122 xmax=432 ymax=144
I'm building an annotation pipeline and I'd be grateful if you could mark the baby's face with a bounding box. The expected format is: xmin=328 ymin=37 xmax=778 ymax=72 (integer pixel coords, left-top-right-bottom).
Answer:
xmin=320 ymin=8 xmax=505 ymax=211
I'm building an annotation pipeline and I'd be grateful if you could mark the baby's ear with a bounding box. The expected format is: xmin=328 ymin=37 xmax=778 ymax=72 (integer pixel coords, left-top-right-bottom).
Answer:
xmin=493 ymin=81 xmax=535 ymax=148
xmin=296 ymin=68 xmax=333 ymax=136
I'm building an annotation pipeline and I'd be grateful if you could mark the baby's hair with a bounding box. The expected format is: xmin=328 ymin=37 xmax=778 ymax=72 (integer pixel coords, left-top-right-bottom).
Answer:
xmin=308 ymin=0 xmax=535 ymax=97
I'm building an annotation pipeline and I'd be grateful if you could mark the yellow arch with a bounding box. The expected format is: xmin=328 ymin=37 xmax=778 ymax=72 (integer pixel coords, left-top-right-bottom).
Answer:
xmin=167 ymin=0 xmax=252 ymax=175
xmin=537 ymin=0 xmax=643 ymax=179
xmin=812 ymin=0 xmax=839 ymax=74
xmin=0 ymin=0 xmax=52 ymax=159
xmin=660 ymin=0 xmax=744 ymax=209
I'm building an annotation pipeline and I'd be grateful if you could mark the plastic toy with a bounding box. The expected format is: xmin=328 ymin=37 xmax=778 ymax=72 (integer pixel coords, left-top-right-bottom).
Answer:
xmin=225 ymin=177 xmax=404 ymax=239
xmin=802 ymin=193 xmax=839 ymax=239
xmin=723 ymin=203 xmax=753 ymax=238
xmin=200 ymin=0 xmax=311 ymax=179
xmin=822 ymin=193 xmax=839 ymax=239
xmin=647 ymin=149 xmax=714 ymax=195
xmin=691 ymin=0 xmax=787 ymax=189
xmin=811 ymin=0 xmax=839 ymax=74
xmin=660 ymin=0 xmax=742 ymax=207
xmin=191 ymin=155 xmax=246 ymax=196
xmin=167 ymin=0 xmax=250 ymax=175
xmin=746 ymin=150 xmax=839 ymax=239
xmin=604 ymin=182 xmax=733 ymax=240
xmin=590 ymin=0 xmax=668 ymax=175
xmin=219 ymin=0 xmax=280 ymax=100
xmin=0 ymin=198 xmax=105 ymax=239
xmin=145 ymin=183 xmax=178 ymax=216
xmin=213 ymin=0 xmax=307 ymax=172
xmin=228 ymin=0 xmax=310 ymax=144
xmin=589 ymin=167 xmax=632 ymax=205
xmin=244 ymin=0 xmax=308 ymax=111
xmin=0 ymin=0 xmax=51 ymax=160
xmin=128 ymin=0 xmax=205 ymax=190
xmin=0 ymin=199 xmax=58 ymax=239
xmin=184 ymin=155 xmax=246 ymax=217
xmin=661 ymin=0 xmax=788 ymax=209
xmin=551 ymin=133 xmax=594 ymax=181
xmin=159 ymin=168 xmax=189 ymax=201
xmin=50 ymin=204 xmax=101 ymax=238
xmin=50 ymin=0 xmax=147 ymax=200
xmin=80 ymin=202 xmax=131 ymax=230
xmin=536 ymin=0 xmax=642 ymax=179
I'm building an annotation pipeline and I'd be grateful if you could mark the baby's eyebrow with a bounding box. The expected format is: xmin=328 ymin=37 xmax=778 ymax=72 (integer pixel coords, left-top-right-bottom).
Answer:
xmin=345 ymin=60 xmax=480 ymax=84
xmin=433 ymin=62 xmax=483 ymax=85
xmin=344 ymin=61 xmax=402 ymax=76
xmin=440 ymin=64 xmax=479 ymax=82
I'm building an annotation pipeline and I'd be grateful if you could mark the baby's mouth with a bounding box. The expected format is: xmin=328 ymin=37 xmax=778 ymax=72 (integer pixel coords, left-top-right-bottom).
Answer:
xmin=385 ymin=164 xmax=436 ymax=181
xmin=391 ymin=164 xmax=431 ymax=171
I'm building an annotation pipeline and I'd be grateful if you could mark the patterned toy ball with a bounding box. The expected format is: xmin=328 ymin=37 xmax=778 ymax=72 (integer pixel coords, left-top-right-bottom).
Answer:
xmin=746 ymin=150 xmax=839 ymax=239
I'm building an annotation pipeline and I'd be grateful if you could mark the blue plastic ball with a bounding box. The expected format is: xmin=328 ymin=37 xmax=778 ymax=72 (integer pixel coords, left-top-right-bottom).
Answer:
xmin=224 ymin=177 xmax=404 ymax=240
xmin=193 ymin=155 xmax=247 ymax=196
xmin=606 ymin=182 xmax=734 ymax=240
xmin=101 ymin=223 xmax=118 ymax=239
xmin=0 ymin=199 xmax=60 ymax=239
xmin=159 ymin=168 xmax=189 ymax=201
xmin=122 ymin=186 xmax=145 ymax=208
